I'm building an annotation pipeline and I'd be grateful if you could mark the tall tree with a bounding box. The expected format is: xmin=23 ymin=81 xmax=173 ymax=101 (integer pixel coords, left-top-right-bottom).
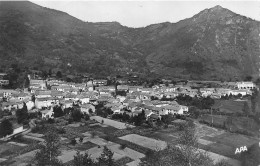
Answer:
xmin=0 ymin=119 xmax=13 ymax=138
xmin=56 ymin=71 xmax=62 ymax=79
xmin=72 ymin=151 xmax=96 ymax=166
xmin=53 ymin=105 xmax=64 ymax=118
xmin=34 ymin=131 xmax=62 ymax=166
xmin=16 ymin=102 xmax=29 ymax=124
xmin=71 ymin=108 xmax=83 ymax=122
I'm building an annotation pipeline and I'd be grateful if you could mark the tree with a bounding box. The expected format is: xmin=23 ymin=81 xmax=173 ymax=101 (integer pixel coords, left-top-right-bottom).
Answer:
xmin=98 ymin=146 xmax=114 ymax=166
xmin=122 ymin=112 xmax=130 ymax=122
xmin=161 ymin=115 xmax=172 ymax=127
xmin=53 ymin=105 xmax=64 ymax=118
xmin=16 ymin=102 xmax=29 ymax=124
xmin=73 ymin=151 xmax=96 ymax=166
xmin=140 ymin=120 xmax=228 ymax=166
xmin=225 ymin=116 xmax=233 ymax=131
xmin=34 ymin=131 xmax=62 ymax=166
xmin=56 ymin=71 xmax=62 ymax=79
xmin=244 ymin=75 xmax=252 ymax=81
xmin=32 ymin=94 xmax=36 ymax=103
xmin=24 ymin=75 xmax=30 ymax=88
xmin=71 ymin=108 xmax=83 ymax=122
xmin=0 ymin=119 xmax=13 ymax=138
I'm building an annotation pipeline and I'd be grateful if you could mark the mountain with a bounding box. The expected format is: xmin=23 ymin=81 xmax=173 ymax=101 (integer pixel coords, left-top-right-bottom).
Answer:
xmin=0 ymin=1 xmax=260 ymax=81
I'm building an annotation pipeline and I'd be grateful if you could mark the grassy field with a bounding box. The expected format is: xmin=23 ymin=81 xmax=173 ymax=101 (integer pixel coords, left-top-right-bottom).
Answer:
xmin=0 ymin=143 xmax=24 ymax=158
xmin=213 ymin=100 xmax=247 ymax=114
xmin=199 ymin=114 xmax=260 ymax=137
xmin=199 ymin=132 xmax=259 ymax=159
xmin=199 ymin=114 xmax=227 ymax=127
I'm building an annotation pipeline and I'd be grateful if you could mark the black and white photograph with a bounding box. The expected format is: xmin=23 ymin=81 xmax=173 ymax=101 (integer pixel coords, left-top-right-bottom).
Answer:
xmin=0 ymin=0 xmax=260 ymax=165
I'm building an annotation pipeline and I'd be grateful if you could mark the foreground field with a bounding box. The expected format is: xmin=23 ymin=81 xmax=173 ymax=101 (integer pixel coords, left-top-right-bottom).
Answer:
xmin=213 ymin=99 xmax=246 ymax=114
xmin=199 ymin=132 xmax=259 ymax=160
xmin=199 ymin=114 xmax=260 ymax=137
xmin=119 ymin=134 xmax=167 ymax=151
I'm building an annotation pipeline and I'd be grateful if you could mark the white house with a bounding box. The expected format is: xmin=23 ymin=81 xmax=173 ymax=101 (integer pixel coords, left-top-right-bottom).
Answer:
xmin=35 ymin=90 xmax=52 ymax=98
xmin=80 ymin=104 xmax=95 ymax=114
xmin=35 ymin=97 xmax=54 ymax=109
xmin=236 ymin=82 xmax=255 ymax=90
xmin=161 ymin=104 xmax=188 ymax=115
xmin=41 ymin=108 xmax=54 ymax=119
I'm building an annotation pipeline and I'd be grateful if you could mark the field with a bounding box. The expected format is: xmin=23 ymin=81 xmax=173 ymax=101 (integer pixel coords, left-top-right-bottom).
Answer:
xmin=213 ymin=99 xmax=246 ymax=114
xmin=119 ymin=134 xmax=167 ymax=151
xmin=199 ymin=114 xmax=260 ymax=136
xmin=90 ymin=116 xmax=135 ymax=129
xmin=0 ymin=143 xmax=24 ymax=158
xmin=199 ymin=132 xmax=259 ymax=159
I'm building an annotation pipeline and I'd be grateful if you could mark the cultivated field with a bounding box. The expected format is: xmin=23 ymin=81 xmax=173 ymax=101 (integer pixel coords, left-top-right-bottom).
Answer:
xmin=90 ymin=116 xmax=134 ymax=129
xmin=119 ymin=134 xmax=167 ymax=151
xmin=199 ymin=132 xmax=259 ymax=159
xmin=213 ymin=99 xmax=246 ymax=113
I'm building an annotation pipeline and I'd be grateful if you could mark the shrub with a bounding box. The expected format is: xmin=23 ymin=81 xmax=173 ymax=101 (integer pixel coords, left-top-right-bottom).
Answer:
xmin=70 ymin=138 xmax=77 ymax=146
xmin=120 ymin=143 xmax=127 ymax=150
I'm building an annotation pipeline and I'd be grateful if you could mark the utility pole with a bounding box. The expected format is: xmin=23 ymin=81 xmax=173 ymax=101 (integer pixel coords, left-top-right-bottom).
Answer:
xmin=211 ymin=107 xmax=213 ymax=127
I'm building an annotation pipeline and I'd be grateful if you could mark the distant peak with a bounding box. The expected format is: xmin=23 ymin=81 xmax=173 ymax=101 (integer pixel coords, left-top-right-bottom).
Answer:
xmin=211 ymin=5 xmax=224 ymax=10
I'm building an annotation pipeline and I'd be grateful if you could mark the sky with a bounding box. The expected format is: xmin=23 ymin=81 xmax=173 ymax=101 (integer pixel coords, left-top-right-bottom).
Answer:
xmin=31 ymin=1 xmax=260 ymax=28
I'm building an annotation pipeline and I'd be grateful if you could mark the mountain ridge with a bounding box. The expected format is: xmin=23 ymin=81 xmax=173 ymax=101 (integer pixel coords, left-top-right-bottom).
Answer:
xmin=0 ymin=1 xmax=260 ymax=81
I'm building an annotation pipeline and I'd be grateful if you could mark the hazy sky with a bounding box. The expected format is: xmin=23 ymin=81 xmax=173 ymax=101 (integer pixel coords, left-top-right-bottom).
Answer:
xmin=31 ymin=1 xmax=260 ymax=28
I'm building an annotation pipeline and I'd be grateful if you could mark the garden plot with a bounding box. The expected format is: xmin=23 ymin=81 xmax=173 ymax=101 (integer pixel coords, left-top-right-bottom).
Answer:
xmin=0 ymin=158 xmax=7 ymax=163
xmin=87 ymin=146 xmax=125 ymax=161
xmin=195 ymin=122 xmax=225 ymax=138
xmin=119 ymin=134 xmax=167 ymax=151
xmin=90 ymin=116 xmax=134 ymax=129
xmin=8 ymin=141 xmax=27 ymax=147
xmin=198 ymin=138 xmax=214 ymax=145
xmin=108 ymin=144 xmax=145 ymax=160
xmin=58 ymin=150 xmax=78 ymax=163
xmin=10 ymin=149 xmax=38 ymax=166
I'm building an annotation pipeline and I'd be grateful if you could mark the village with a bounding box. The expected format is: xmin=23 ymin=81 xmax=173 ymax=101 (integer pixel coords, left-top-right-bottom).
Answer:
xmin=0 ymin=71 xmax=259 ymax=166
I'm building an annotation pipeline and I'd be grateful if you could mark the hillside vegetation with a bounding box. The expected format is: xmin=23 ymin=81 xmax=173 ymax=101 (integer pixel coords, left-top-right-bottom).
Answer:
xmin=0 ymin=2 xmax=260 ymax=80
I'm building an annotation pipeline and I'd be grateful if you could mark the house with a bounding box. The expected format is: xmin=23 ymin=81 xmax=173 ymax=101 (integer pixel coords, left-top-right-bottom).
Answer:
xmin=24 ymin=99 xmax=35 ymax=111
xmin=62 ymin=100 xmax=74 ymax=108
xmin=40 ymin=108 xmax=54 ymax=119
xmin=51 ymin=90 xmax=64 ymax=98
xmin=93 ymin=79 xmax=107 ymax=86
xmin=80 ymin=104 xmax=95 ymax=114
xmin=1 ymin=100 xmax=23 ymax=111
xmin=65 ymin=93 xmax=78 ymax=101
xmin=11 ymin=92 xmax=31 ymax=101
xmin=215 ymin=88 xmax=233 ymax=96
xmin=236 ymin=82 xmax=255 ymax=90
xmin=0 ymin=89 xmax=19 ymax=98
xmin=200 ymin=88 xmax=215 ymax=97
xmin=128 ymin=86 xmax=143 ymax=93
xmin=149 ymin=114 xmax=161 ymax=122
xmin=117 ymin=85 xmax=129 ymax=91
xmin=140 ymin=88 xmax=153 ymax=93
xmin=35 ymin=97 xmax=55 ymax=109
xmin=35 ymin=90 xmax=52 ymax=98
xmin=29 ymin=79 xmax=46 ymax=90
xmin=56 ymin=85 xmax=72 ymax=92
xmin=77 ymin=95 xmax=90 ymax=104
xmin=230 ymin=89 xmax=251 ymax=96
xmin=0 ymin=79 xmax=9 ymax=86
xmin=161 ymin=104 xmax=188 ymax=115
